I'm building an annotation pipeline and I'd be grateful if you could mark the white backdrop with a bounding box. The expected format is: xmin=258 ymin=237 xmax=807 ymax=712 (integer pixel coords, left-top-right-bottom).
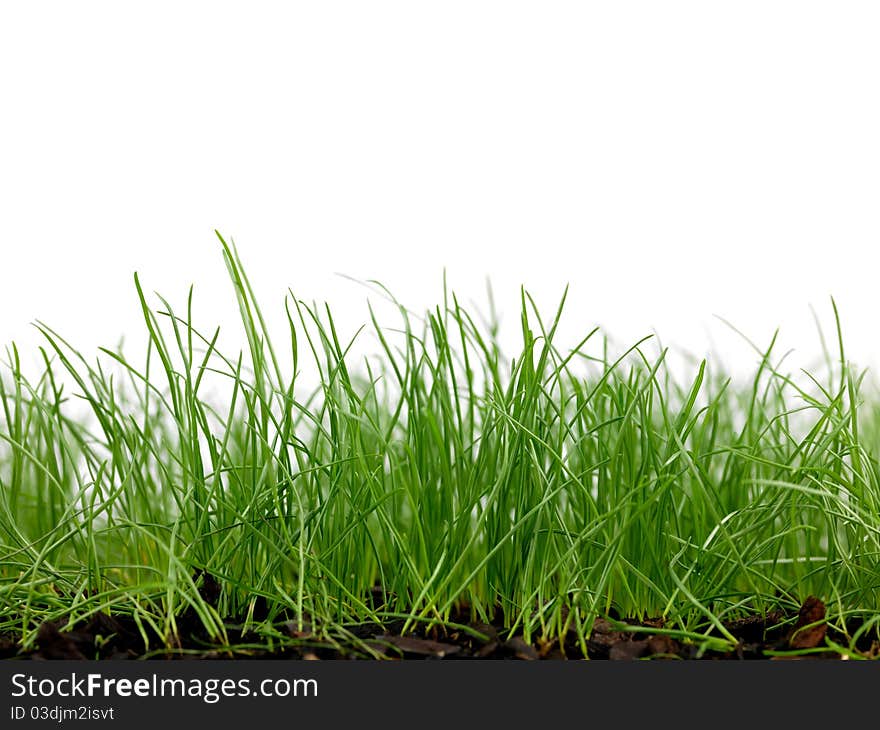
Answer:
xmin=2 ymin=2 xmax=878 ymax=380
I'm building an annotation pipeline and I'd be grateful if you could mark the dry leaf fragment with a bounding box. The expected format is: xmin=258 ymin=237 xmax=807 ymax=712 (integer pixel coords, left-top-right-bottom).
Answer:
xmin=788 ymin=596 xmax=827 ymax=649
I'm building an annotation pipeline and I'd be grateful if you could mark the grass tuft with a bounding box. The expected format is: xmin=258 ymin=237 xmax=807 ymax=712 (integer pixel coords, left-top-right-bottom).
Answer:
xmin=2 ymin=233 xmax=879 ymax=656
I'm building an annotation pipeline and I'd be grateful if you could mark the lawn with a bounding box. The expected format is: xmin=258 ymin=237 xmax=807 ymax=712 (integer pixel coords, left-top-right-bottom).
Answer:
xmin=2 ymin=234 xmax=879 ymax=659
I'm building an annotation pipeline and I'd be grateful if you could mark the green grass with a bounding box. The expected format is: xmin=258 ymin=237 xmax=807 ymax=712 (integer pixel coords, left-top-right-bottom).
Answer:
xmin=2 ymin=232 xmax=879 ymax=657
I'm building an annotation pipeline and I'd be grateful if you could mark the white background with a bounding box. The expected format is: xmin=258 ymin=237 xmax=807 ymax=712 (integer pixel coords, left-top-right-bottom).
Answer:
xmin=1 ymin=2 xmax=878 ymax=379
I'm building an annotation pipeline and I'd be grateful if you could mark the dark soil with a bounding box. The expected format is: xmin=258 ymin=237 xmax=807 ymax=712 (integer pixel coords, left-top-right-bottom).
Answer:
xmin=2 ymin=587 xmax=877 ymax=661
